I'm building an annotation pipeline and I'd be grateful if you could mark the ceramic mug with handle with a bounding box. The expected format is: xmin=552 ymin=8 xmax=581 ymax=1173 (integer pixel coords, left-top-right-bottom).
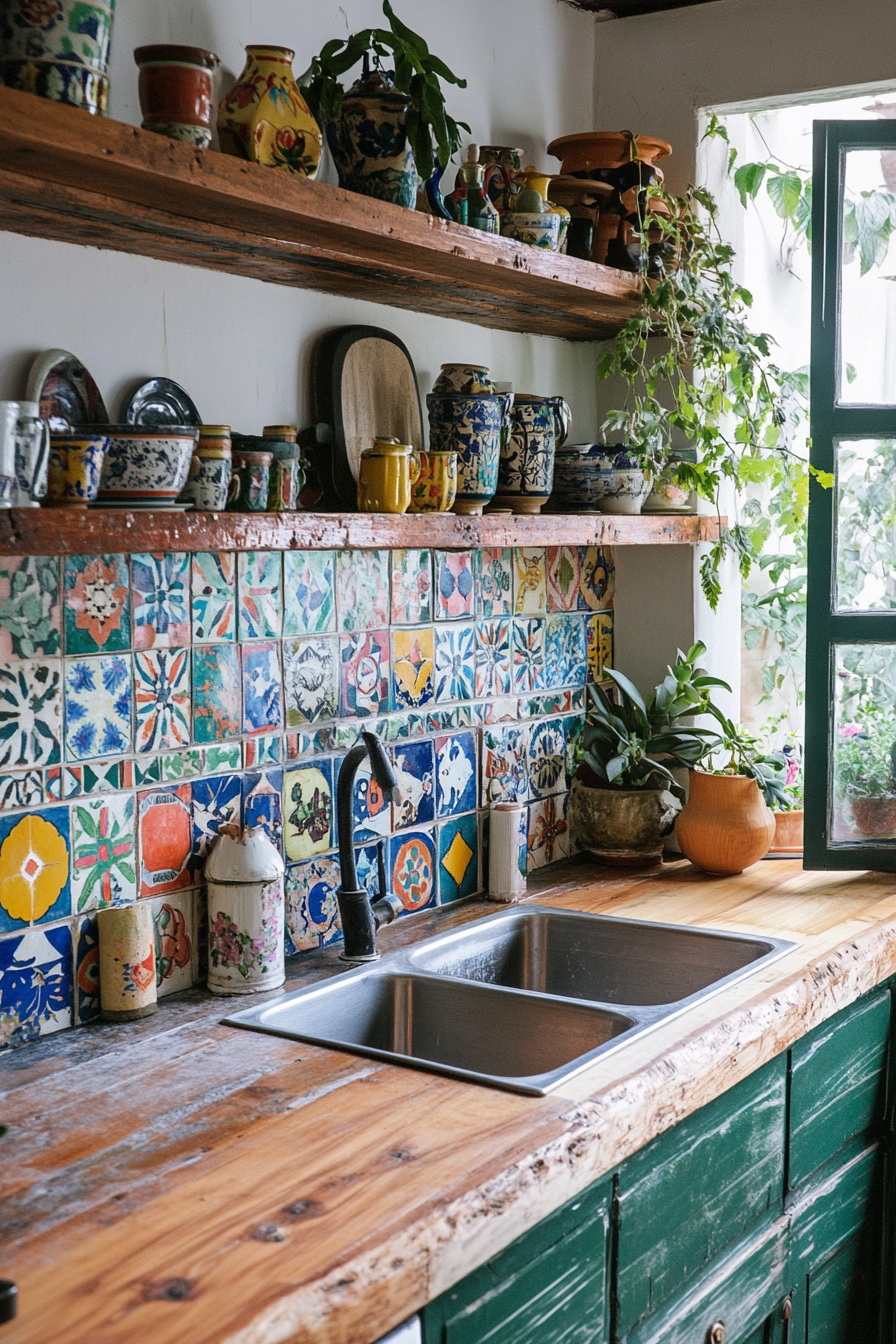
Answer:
xmin=0 ymin=401 xmax=19 ymax=507
xmin=10 ymin=401 xmax=50 ymax=506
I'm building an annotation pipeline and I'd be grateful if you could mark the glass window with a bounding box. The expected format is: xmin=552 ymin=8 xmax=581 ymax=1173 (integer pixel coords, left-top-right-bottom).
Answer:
xmin=838 ymin=149 xmax=896 ymax=405
xmin=835 ymin=437 xmax=896 ymax=610
xmin=832 ymin=643 xmax=896 ymax=843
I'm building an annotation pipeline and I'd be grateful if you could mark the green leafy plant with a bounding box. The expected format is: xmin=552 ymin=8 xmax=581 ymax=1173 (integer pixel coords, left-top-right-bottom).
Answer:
xmin=834 ymin=704 xmax=896 ymax=802
xmin=699 ymin=704 xmax=790 ymax=809
xmin=576 ymin=642 xmax=728 ymax=799
xmin=298 ymin=1 xmax=469 ymax=180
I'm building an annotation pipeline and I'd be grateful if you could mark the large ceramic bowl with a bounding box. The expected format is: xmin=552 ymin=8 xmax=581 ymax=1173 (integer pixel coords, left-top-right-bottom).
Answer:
xmin=96 ymin=425 xmax=198 ymax=505
xmin=547 ymin=132 xmax=671 ymax=175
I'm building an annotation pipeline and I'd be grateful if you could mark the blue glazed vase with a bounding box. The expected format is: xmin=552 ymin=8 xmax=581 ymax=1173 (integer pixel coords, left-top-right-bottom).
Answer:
xmin=426 ymin=391 xmax=512 ymax=516
xmin=0 ymin=0 xmax=115 ymax=115
xmin=327 ymin=69 xmax=417 ymax=209
xmin=496 ymin=394 xmax=571 ymax=514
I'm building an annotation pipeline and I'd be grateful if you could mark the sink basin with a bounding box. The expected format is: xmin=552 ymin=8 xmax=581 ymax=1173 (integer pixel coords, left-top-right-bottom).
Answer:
xmin=224 ymin=906 xmax=795 ymax=1095
xmin=408 ymin=909 xmax=781 ymax=1008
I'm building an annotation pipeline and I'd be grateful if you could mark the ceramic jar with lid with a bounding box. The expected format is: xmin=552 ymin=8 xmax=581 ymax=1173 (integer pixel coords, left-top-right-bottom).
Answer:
xmin=357 ymin=436 xmax=421 ymax=513
xmin=134 ymin=45 xmax=219 ymax=148
xmin=326 ymin=67 xmax=416 ymax=207
xmin=206 ymin=824 xmax=286 ymax=995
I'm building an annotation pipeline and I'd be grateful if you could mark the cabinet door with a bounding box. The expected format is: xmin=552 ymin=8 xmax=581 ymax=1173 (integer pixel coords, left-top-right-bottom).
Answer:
xmin=421 ymin=1181 xmax=611 ymax=1344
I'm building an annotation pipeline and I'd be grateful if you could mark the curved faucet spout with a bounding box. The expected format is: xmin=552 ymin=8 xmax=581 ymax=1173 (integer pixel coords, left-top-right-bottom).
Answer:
xmin=334 ymin=731 xmax=400 ymax=962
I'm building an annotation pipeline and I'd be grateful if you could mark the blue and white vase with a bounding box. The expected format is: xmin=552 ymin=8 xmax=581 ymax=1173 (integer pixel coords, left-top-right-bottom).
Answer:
xmin=495 ymin=393 xmax=571 ymax=514
xmin=0 ymin=0 xmax=115 ymax=115
xmin=426 ymin=390 xmax=513 ymax=516
xmin=327 ymin=68 xmax=417 ymax=209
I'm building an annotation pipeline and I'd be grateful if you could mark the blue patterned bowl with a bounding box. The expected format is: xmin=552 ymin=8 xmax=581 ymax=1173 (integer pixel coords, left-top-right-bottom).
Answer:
xmin=96 ymin=425 xmax=198 ymax=505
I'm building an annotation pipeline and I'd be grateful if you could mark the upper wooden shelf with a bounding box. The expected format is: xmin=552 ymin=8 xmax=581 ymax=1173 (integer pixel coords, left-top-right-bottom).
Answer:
xmin=0 ymin=507 xmax=722 ymax=556
xmin=0 ymin=87 xmax=643 ymax=341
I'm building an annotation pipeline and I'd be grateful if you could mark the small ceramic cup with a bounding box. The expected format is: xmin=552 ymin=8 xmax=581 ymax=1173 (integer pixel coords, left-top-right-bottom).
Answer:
xmin=181 ymin=426 xmax=235 ymax=511
xmin=500 ymin=211 xmax=561 ymax=250
xmin=408 ymin=448 xmax=458 ymax=513
xmin=230 ymin=449 xmax=272 ymax=512
xmin=46 ymin=432 xmax=109 ymax=507
xmin=134 ymin=44 xmax=219 ymax=148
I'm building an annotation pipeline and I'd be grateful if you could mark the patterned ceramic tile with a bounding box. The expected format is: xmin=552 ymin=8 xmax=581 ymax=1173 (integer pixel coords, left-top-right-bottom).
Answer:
xmin=545 ymin=614 xmax=587 ymax=690
xmin=75 ymin=914 xmax=99 ymax=1024
xmin=435 ymin=551 xmax=475 ymax=620
xmin=513 ymin=548 xmax=547 ymax=615
xmin=563 ymin=713 xmax=584 ymax=788
xmin=71 ymin=793 xmax=136 ymax=912
xmin=192 ymin=644 xmax=240 ymax=743
xmin=191 ymin=552 xmax=235 ymax=643
xmin=138 ymin=784 xmax=192 ymax=897
xmin=244 ymin=734 xmax=281 ymax=767
xmin=352 ymin=757 xmax=393 ymax=842
xmin=82 ymin=759 xmax=129 ymax=794
xmin=0 ymin=771 xmax=42 ymax=808
xmin=238 ymin=551 xmax=282 ymax=640
xmin=481 ymin=724 xmax=529 ymax=805
xmin=392 ymin=739 xmax=435 ymax=831
xmin=477 ymin=696 xmax=518 ymax=725
xmin=475 ymin=547 xmax=512 ymax=619
xmin=0 ymin=806 xmax=71 ymax=932
xmin=64 ymin=654 xmax=130 ymax=762
xmin=204 ymin=743 xmax=242 ymax=774
xmin=435 ymin=732 xmax=478 ymax=818
xmin=0 ymin=660 xmax=61 ymax=768
xmin=0 ymin=923 xmax=73 ymax=1046
xmin=580 ymin=546 xmax=615 ymax=611
xmin=242 ymin=641 xmax=282 ymax=735
xmin=134 ymin=648 xmax=191 ymax=754
xmin=475 ymin=619 xmax=512 ymax=698
xmin=0 ymin=556 xmax=60 ymax=659
xmin=152 ymin=889 xmax=198 ymax=997
xmin=132 ymin=553 xmax=190 ymax=649
xmin=547 ymin=546 xmax=583 ymax=613
xmin=283 ymin=550 xmax=336 ymax=636
xmin=284 ymin=760 xmax=333 ymax=862
xmin=283 ymin=636 xmax=338 ymax=727
xmin=134 ymin=758 xmax=162 ymax=787
xmin=286 ymin=855 xmax=341 ymax=951
xmin=161 ymin=748 xmax=202 ymax=781
xmin=434 ymin=623 xmax=476 ymax=703
xmin=340 ymin=630 xmax=390 ymax=719
xmin=586 ymin=612 xmax=614 ymax=682
xmin=336 ymin=550 xmax=390 ymax=633
xmin=391 ymin=627 xmax=434 ymax=710
xmin=438 ymin=814 xmax=478 ymax=903
xmin=354 ymin=841 xmax=383 ymax=900
xmin=527 ymin=718 xmax=568 ymax=799
xmin=390 ymin=828 xmax=437 ymax=913
xmin=512 ymin=618 xmax=546 ymax=694
xmin=191 ymin=773 xmax=241 ymax=864
xmin=391 ymin=549 xmax=432 ymax=624
xmin=528 ymin=792 xmax=570 ymax=870
xmin=63 ymin=554 xmax=128 ymax=654
xmin=242 ymin=768 xmax=283 ymax=846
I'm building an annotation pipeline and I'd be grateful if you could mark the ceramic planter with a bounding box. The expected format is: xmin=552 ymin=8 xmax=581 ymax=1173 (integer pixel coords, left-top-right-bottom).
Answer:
xmin=97 ymin=425 xmax=197 ymax=506
xmin=433 ymin=364 xmax=495 ymax=395
xmin=770 ymin=809 xmax=804 ymax=854
xmin=218 ymin=45 xmax=321 ymax=177
xmin=327 ymin=69 xmax=416 ymax=208
xmin=0 ymin=0 xmax=114 ymax=114
xmin=427 ymin=390 xmax=512 ymax=516
xmin=134 ymin=44 xmax=218 ymax=148
xmin=496 ymin=393 xmax=570 ymax=514
xmin=547 ymin=131 xmax=671 ymax=176
xmin=568 ymin=780 xmax=680 ymax=866
xmin=46 ymin=431 xmax=107 ymax=506
xmin=206 ymin=825 xmax=285 ymax=995
xmin=676 ymin=771 xmax=776 ymax=875
xmin=597 ymin=467 xmax=652 ymax=515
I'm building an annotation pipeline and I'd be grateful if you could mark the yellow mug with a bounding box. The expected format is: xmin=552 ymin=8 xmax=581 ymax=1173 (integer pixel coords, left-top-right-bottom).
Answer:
xmin=408 ymin=448 xmax=458 ymax=513
xmin=357 ymin=437 xmax=421 ymax=513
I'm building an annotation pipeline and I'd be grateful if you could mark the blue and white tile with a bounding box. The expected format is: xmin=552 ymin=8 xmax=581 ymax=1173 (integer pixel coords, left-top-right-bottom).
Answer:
xmin=286 ymin=855 xmax=341 ymax=951
xmin=475 ymin=619 xmax=512 ymax=698
xmin=545 ymin=614 xmax=587 ymax=690
xmin=242 ymin=642 xmax=282 ymax=735
xmin=392 ymin=739 xmax=435 ymax=831
xmin=132 ymin=552 xmax=190 ymax=649
xmin=434 ymin=623 xmax=476 ymax=703
xmin=64 ymin=654 xmax=131 ymax=762
xmin=481 ymin=723 xmax=530 ymax=805
xmin=242 ymin=767 xmax=283 ymax=847
xmin=283 ymin=635 xmax=339 ymax=727
xmin=0 ymin=923 xmax=73 ymax=1046
xmin=512 ymin=618 xmax=546 ymax=694
xmin=191 ymin=773 xmax=241 ymax=864
xmin=435 ymin=731 xmax=478 ymax=818
xmin=352 ymin=757 xmax=393 ymax=842
xmin=0 ymin=661 xmax=61 ymax=768
xmin=527 ymin=718 xmax=568 ymax=799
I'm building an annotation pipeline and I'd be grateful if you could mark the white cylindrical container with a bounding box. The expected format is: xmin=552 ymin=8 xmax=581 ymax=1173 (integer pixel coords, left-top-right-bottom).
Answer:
xmin=488 ymin=803 xmax=527 ymax=902
xmin=206 ymin=824 xmax=286 ymax=995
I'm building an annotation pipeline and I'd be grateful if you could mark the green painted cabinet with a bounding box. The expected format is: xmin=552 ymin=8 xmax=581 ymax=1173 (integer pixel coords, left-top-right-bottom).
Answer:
xmin=422 ymin=981 xmax=892 ymax=1344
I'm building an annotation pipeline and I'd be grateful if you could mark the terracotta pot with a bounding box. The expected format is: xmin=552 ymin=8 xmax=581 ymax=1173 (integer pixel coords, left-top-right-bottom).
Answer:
xmin=568 ymin=780 xmax=679 ymax=866
xmin=134 ymin=44 xmax=219 ymax=149
xmin=676 ymin=771 xmax=776 ymax=875
xmin=844 ymin=796 xmax=896 ymax=839
xmin=770 ymin=810 xmax=804 ymax=854
xmin=547 ymin=131 xmax=671 ymax=175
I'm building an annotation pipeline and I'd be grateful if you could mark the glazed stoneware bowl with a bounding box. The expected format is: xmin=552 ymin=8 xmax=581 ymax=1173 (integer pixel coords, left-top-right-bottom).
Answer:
xmin=549 ymin=443 xmax=612 ymax=512
xmin=595 ymin=449 xmax=652 ymax=516
xmin=97 ymin=425 xmax=197 ymax=505
xmin=47 ymin=433 xmax=109 ymax=508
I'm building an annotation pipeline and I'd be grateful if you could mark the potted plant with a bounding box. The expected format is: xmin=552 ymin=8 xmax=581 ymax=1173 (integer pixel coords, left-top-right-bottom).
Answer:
xmin=676 ymin=710 xmax=787 ymax=875
xmin=569 ymin=642 xmax=727 ymax=866
xmin=299 ymin=2 xmax=469 ymax=208
xmin=768 ymin=735 xmax=803 ymax=853
xmin=833 ymin=705 xmax=896 ymax=840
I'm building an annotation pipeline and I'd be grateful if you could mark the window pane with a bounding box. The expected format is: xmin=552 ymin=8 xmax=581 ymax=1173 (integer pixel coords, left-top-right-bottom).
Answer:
xmin=832 ymin=643 xmax=896 ymax=842
xmin=839 ymin=149 xmax=896 ymax=405
xmin=835 ymin=437 xmax=896 ymax=610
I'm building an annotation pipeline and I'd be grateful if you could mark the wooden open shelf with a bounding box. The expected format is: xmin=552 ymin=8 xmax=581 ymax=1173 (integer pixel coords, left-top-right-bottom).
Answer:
xmin=0 ymin=87 xmax=643 ymax=341
xmin=0 ymin=507 xmax=722 ymax=556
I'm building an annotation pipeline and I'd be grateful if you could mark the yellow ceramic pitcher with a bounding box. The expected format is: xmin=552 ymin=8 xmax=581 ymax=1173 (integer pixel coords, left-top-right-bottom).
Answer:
xmin=357 ymin=437 xmax=421 ymax=513
xmin=409 ymin=448 xmax=458 ymax=513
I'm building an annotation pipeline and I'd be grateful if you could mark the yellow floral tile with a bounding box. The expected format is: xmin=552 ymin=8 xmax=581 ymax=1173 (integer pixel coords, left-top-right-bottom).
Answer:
xmin=513 ymin=548 xmax=547 ymax=615
xmin=392 ymin=627 xmax=435 ymax=708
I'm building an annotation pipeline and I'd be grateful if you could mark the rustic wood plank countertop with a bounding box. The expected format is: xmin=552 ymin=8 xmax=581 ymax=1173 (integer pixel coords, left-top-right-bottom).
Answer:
xmin=3 ymin=856 xmax=896 ymax=1344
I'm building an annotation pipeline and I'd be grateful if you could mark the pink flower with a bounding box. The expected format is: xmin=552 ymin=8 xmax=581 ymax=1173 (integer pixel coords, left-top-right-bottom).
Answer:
xmin=839 ymin=723 xmax=863 ymax=738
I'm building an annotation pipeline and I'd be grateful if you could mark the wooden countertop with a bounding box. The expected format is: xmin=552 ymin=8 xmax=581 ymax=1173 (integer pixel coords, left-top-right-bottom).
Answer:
xmin=3 ymin=857 xmax=896 ymax=1344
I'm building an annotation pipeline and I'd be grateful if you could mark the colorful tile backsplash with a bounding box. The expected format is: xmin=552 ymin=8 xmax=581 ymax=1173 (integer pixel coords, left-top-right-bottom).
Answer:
xmin=0 ymin=544 xmax=614 ymax=1049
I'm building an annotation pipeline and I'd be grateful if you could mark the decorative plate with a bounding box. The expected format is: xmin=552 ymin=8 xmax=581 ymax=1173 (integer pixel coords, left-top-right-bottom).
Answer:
xmin=122 ymin=378 xmax=202 ymax=427
xmin=26 ymin=349 xmax=108 ymax=432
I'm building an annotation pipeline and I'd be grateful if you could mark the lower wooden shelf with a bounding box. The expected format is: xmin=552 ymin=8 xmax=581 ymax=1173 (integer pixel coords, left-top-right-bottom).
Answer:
xmin=0 ymin=508 xmax=723 ymax=555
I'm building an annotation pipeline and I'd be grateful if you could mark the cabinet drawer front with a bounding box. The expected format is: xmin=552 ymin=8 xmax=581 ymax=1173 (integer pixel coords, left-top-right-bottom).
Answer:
xmin=422 ymin=1183 xmax=610 ymax=1344
xmin=616 ymin=1057 xmax=786 ymax=1333
xmin=789 ymin=985 xmax=890 ymax=1188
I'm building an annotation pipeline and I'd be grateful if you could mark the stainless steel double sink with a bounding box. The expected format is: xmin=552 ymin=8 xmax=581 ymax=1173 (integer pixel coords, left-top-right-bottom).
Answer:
xmin=224 ymin=906 xmax=795 ymax=1095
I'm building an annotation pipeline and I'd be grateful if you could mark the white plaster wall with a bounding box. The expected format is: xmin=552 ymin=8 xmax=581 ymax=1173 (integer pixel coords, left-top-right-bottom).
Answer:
xmin=0 ymin=0 xmax=601 ymax=431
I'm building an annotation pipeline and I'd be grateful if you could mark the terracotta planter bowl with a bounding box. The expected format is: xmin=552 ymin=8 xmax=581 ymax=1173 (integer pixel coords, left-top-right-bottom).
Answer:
xmin=568 ymin=780 xmax=679 ymax=866
xmin=770 ymin=809 xmax=804 ymax=854
xmin=676 ymin=771 xmax=775 ymax=875
xmin=547 ymin=132 xmax=671 ymax=175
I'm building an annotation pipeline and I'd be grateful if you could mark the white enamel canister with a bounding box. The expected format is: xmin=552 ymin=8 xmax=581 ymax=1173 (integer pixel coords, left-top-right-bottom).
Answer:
xmin=206 ymin=824 xmax=286 ymax=995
